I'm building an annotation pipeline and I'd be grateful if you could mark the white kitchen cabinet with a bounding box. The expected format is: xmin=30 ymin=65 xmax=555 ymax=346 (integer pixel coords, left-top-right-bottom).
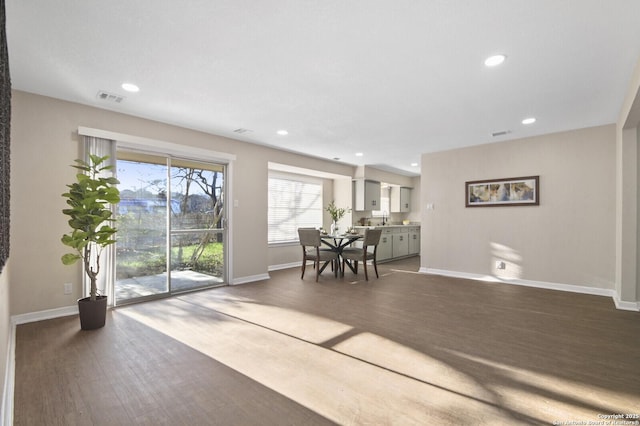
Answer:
xmin=390 ymin=186 xmax=412 ymax=212
xmin=408 ymin=227 xmax=420 ymax=255
xmin=392 ymin=232 xmax=409 ymax=258
xmin=377 ymin=230 xmax=393 ymax=261
xmin=352 ymin=225 xmax=420 ymax=261
xmin=354 ymin=179 xmax=381 ymax=211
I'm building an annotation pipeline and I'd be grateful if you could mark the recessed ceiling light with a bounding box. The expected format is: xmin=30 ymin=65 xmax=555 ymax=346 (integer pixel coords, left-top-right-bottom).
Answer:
xmin=276 ymin=130 xmax=288 ymax=136
xmin=411 ymin=163 xmax=419 ymax=167
xmin=121 ymin=83 xmax=140 ymax=93
xmin=355 ymin=152 xmax=363 ymax=157
xmin=484 ymin=54 xmax=506 ymax=67
xmin=522 ymin=117 xmax=536 ymax=125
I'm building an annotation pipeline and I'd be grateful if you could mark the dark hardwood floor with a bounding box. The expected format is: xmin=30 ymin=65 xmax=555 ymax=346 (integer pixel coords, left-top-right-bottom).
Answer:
xmin=13 ymin=257 xmax=640 ymax=425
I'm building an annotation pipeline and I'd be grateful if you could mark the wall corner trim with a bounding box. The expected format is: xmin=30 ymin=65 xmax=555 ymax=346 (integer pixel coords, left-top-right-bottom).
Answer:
xmin=613 ymin=295 xmax=640 ymax=311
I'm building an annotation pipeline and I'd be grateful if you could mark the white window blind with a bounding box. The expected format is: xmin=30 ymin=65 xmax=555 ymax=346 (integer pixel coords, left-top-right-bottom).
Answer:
xmin=268 ymin=175 xmax=323 ymax=243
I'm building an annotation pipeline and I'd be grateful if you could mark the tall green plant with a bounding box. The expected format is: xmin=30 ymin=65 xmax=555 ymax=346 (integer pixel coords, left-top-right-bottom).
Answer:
xmin=61 ymin=155 xmax=120 ymax=301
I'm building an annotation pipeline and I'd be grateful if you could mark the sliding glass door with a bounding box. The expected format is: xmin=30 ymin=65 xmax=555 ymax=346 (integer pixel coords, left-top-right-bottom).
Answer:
xmin=115 ymin=155 xmax=169 ymax=302
xmin=169 ymin=158 xmax=225 ymax=293
xmin=115 ymin=153 xmax=226 ymax=305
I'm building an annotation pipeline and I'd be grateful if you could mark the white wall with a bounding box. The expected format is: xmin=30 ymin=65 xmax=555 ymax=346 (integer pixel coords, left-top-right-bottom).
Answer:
xmin=332 ymin=177 xmax=353 ymax=231
xmin=356 ymin=166 xmax=416 ymax=187
xmin=406 ymin=176 xmax=421 ymax=224
xmin=616 ymin=56 xmax=640 ymax=307
xmin=9 ymin=90 xmax=356 ymax=315
xmin=421 ymin=125 xmax=616 ymax=289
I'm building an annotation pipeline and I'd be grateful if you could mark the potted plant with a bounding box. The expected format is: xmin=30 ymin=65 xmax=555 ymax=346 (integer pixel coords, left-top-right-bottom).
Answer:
xmin=325 ymin=200 xmax=350 ymax=235
xmin=61 ymin=154 xmax=120 ymax=330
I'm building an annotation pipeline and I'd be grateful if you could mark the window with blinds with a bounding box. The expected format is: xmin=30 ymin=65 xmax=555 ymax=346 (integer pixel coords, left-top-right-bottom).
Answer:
xmin=268 ymin=174 xmax=323 ymax=243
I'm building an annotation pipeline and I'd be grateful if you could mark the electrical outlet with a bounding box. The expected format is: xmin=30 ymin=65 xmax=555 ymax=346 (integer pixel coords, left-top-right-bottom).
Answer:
xmin=64 ymin=282 xmax=72 ymax=295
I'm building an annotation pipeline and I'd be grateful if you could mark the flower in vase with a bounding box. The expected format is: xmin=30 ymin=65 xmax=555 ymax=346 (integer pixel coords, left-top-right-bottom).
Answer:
xmin=325 ymin=200 xmax=350 ymax=222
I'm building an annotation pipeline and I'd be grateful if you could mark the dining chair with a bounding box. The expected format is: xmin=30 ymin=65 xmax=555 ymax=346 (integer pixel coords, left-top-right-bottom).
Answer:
xmin=341 ymin=228 xmax=383 ymax=281
xmin=298 ymin=228 xmax=339 ymax=282
xmin=298 ymin=227 xmax=335 ymax=271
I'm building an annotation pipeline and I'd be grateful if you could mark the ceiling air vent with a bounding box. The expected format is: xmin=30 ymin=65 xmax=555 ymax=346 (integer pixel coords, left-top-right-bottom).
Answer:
xmin=96 ymin=90 xmax=125 ymax=103
xmin=491 ymin=130 xmax=511 ymax=137
xmin=233 ymin=128 xmax=252 ymax=134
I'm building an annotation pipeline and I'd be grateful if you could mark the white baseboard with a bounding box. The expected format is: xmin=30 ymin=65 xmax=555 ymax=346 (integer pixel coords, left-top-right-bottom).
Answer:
xmin=231 ymin=273 xmax=270 ymax=285
xmin=613 ymin=296 xmax=640 ymax=311
xmin=11 ymin=305 xmax=78 ymax=326
xmin=268 ymin=262 xmax=299 ymax=272
xmin=419 ymin=267 xmax=638 ymax=311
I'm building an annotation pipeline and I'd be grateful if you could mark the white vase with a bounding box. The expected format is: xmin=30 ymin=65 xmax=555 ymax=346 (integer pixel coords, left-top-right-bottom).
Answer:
xmin=330 ymin=221 xmax=337 ymax=235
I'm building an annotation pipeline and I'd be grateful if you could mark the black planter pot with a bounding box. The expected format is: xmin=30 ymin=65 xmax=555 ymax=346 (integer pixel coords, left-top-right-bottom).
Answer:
xmin=77 ymin=295 xmax=108 ymax=330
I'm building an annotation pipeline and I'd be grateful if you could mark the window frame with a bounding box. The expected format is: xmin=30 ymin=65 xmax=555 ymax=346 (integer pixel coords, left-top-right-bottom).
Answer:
xmin=268 ymin=171 xmax=324 ymax=245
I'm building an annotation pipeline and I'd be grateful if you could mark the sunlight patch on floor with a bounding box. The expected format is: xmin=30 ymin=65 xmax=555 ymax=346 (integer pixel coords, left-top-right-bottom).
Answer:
xmin=118 ymin=298 xmax=513 ymax=425
xmin=178 ymin=291 xmax=354 ymax=344
xmin=442 ymin=348 xmax=637 ymax=421
xmin=331 ymin=332 xmax=490 ymax=401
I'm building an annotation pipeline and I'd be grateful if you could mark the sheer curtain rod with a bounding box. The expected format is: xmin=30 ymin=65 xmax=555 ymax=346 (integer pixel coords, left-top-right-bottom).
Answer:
xmin=77 ymin=127 xmax=236 ymax=162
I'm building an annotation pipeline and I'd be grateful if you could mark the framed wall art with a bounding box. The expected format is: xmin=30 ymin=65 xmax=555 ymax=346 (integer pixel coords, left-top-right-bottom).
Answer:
xmin=466 ymin=176 xmax=539 ymax=207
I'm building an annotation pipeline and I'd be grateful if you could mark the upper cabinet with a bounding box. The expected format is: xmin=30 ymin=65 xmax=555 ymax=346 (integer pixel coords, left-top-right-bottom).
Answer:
xmin=354 ymin=179 xmax=381 ymax=211
xmin=390 ymin=186 xmax=412 ymax=212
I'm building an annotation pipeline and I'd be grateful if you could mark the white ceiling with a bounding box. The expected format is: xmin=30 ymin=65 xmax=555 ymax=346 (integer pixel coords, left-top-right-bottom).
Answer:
xmin=6 ymin=1 xmax=640 ymax=176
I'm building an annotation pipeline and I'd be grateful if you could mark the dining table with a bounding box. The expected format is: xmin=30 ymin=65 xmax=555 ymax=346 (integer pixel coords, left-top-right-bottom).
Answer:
xmin=320 ymin=233 xmax=362 ymax=276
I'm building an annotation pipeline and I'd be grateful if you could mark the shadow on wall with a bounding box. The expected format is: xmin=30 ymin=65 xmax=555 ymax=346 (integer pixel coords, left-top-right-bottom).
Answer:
xmin=491 ymin=242 xmax=522 ymax=279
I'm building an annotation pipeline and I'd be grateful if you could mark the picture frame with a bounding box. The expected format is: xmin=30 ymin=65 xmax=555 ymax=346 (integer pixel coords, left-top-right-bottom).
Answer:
xmin=465 ymin=176 xmax=539 ymax=207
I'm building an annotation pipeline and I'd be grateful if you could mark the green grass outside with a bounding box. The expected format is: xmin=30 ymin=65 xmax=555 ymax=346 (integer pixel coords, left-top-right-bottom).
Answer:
xmin=117 ymin=242 xmax=224 ymax=279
